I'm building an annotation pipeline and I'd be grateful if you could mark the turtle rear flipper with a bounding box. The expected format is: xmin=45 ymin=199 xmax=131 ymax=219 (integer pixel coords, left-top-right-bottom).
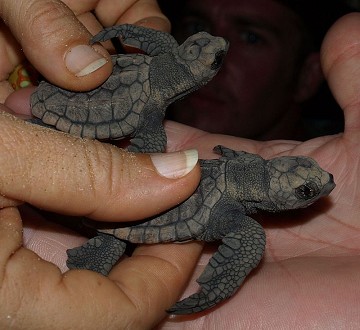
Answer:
xmin=167 ymin=216 xmax=265 ymax=315
xmin=66 ymin=234 xmax=126 ymax=276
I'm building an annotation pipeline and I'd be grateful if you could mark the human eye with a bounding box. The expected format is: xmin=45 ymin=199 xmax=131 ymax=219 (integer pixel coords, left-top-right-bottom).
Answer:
xmin=238 ymin=30 xmax=264 ymax=45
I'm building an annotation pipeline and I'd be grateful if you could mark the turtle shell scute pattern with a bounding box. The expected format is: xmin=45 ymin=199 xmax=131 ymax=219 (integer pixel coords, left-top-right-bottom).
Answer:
xmin=99 ymin=160 xmax=226 ymax=243
xmin=31 ymin=55 xmax=151 ymax=140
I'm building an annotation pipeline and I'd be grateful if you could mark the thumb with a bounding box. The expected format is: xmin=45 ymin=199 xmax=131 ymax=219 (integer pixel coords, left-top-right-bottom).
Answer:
xmin=321 ymin=13 xmax=360 ymax=137
xmin=0 ymin=0 xmax=113 ymax=91
xmin=0 ymin=111 xmax=200 ymax=221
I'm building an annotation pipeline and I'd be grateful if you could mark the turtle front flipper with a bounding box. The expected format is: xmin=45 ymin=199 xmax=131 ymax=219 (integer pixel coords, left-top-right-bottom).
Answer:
xmin=66 ymin=234 xmax=127 ymax=276
xmin=167 ymin=216 xmax=265 ymax=315
xmin=128 ymin=111 xmax=167 ymax=152
xmin=91 ymin=24 xmax=179 ymax=56
xmin=214 ymin=145 xmax=263 ymax=162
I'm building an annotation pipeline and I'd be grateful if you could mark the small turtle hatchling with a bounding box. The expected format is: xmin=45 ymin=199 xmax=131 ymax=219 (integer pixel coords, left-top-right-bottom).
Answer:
xmin=66 ymin=145 xmax=335 ymax=315
xmin=30 ymin=24 xmax=229 ymax=152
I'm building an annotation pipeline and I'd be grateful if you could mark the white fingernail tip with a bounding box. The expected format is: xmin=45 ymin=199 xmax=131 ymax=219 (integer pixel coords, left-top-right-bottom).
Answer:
xmin=151 ymin=149 xmax=198 ymax=179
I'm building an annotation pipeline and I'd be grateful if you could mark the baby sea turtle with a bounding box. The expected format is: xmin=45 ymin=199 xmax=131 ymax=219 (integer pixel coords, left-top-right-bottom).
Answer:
xmin=30 ymin=24 xmax=229 ymax=152
xmin=66 ymin=145 xmax=335 ymax=315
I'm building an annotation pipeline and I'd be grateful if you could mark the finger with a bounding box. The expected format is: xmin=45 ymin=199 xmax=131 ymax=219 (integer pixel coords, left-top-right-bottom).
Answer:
xmin=0 ymin=196 xmax=22 ymax=208
xmin=105 ymin=241 xmax=203 ymax=327
xmin=321 ymin=13 xmax=360 ymax=138
xmin=61 ymin=0 xmax=170 ymax=32
xmin=0 ymin=0 xmax=113 ymax=91
xmin=4 ymin=86 xmax=35 ymax=116
xmin=0 ymin=207 xmax=23 ymax=283
xmin=0 ymin=208 xmax=202 ymax=328
xmin=0 ymin=21 xmax=24 ymax=81
xmin=0 ymin=21 xmax=25 ymax=101
xmin=0 ymin=81 xmax=14 ymax=103
xmin=0 ymin=111 xmax=200 ymax=221
xmin=95 ymin=0 xmax=171 ymax=32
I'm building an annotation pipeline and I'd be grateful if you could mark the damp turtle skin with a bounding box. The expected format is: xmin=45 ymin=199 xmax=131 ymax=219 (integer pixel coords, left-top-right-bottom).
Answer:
xmin=30 ymin=24 xmax=229 ymax=152
xmin=66 ymin=145 xmax=335 ymax=315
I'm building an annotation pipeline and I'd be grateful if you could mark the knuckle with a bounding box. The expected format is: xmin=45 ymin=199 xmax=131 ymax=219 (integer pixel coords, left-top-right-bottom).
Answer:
xmin=23 ymin=0 xmax=83 ymax=45
xmin=77 ymin=140 xmax=120 ymax=203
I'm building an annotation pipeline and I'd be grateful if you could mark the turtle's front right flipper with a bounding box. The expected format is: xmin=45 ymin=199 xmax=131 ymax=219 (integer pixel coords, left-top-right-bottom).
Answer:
xmin=167 ymin=216 xmax=266 ymax=315
xmin=66 ymin=234 xmax=126 ymax=276
xmin=91 ymin=24 xmax=178 ymax=56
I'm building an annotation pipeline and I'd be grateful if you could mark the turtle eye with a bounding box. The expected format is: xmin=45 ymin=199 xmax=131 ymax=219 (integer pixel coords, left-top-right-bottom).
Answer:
xmin=211 ymin=50 xmax=226 ymax=70
xmin=295 ymin=182 xmax=319 ymax=200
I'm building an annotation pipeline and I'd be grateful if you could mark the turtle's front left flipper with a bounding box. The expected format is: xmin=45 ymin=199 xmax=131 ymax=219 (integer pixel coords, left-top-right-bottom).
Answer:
xmin=66 ymin=234 xmax=127 ymax=276
xmin=167 ymin=216 xmax=265 ymax=315
xmin=91 ymin=24 xmax=179 ymax=56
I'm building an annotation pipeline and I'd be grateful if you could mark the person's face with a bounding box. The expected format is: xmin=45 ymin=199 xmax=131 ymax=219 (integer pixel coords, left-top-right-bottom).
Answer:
xmin=169 ymin=0 xmax=308 ymax=139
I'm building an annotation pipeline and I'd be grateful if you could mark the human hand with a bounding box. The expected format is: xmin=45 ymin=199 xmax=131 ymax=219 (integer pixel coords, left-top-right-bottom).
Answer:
xmin=0 ymin=1 xmax=204 ymax=329
xmin=1 ymin=10 xmax=360 ymax=330
xmin=157 ymin=13 xmax=360 ymax=328
xmin=0 ymin=0 xmax=170 ymax=103
xmin=0 ymin=106 xmax=203 ymax=329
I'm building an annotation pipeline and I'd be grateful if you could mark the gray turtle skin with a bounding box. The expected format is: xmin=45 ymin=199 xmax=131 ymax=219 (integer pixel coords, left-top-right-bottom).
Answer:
xmin=67 ymin=145 xmax=335 ymax=315
xmin=30 ymin=24 xmax=228 ymax=152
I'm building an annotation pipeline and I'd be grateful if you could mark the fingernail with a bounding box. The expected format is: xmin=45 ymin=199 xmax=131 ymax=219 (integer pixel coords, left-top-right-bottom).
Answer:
xmin=151 ymin=149 xmax=198 ymax=179
xmin=65 ymin=45 xmax=107 ymax=77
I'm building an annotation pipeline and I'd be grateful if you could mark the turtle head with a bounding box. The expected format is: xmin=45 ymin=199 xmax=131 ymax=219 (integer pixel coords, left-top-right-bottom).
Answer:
xmin=178 ymin=32 xmax=229 ymax=86
xmin=266 ymin=156 xmax=335 ymax=211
